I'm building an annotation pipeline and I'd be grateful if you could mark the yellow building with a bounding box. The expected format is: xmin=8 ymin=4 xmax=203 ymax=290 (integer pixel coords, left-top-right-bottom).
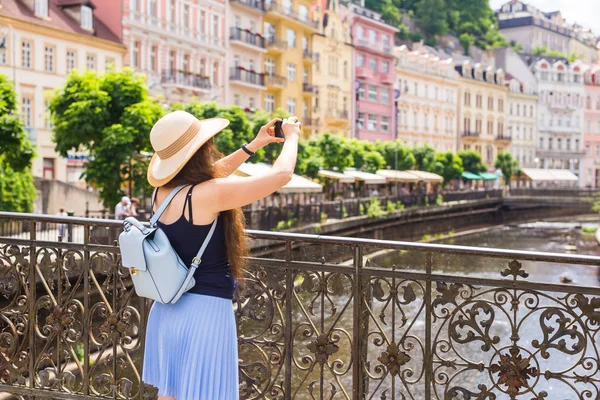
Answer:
xmin=456 ymin=60 xmax=510 ymax=168
xmin=263 ymin=0 xmax=320 ymax=135
xmin=310 ymin=0 xmax=353 ymax=137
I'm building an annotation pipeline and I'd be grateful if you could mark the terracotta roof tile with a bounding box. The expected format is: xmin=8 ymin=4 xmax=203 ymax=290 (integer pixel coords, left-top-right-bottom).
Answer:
xmin=0 ymin=0 xmax=120 ymax=44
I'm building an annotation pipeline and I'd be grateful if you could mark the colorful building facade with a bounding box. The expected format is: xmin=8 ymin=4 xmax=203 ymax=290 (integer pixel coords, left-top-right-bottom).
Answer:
xmin=455 ymin=61 xmax=510 ymax=168
xmin=348 ymin=0 xmax=397 ymax=141
xmin=96 ymin=0 xmax=227 ymax=104
xmin=0 ymin=0 xmax=124 ymax=183
xmin=310 ymin=0 xmax=353 ymax=137
xmin=227 ymin=0 xmax=267 ymax=112
xmin=394 ymin=45 xmax=459 ymax=152
xmin=262 ymin=0 xmax=320 ymax=135
xmin=506 ymin=76 xmax=538 ymax=168
xmin=582 ymin=65 xmax=600 ymax=188
xmin=531 ymin=58 xmax=584 ymax=179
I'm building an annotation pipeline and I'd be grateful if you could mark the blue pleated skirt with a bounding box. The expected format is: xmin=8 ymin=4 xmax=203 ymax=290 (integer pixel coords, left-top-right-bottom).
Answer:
xmin=142 ymin=293 xmax=239 ymax=399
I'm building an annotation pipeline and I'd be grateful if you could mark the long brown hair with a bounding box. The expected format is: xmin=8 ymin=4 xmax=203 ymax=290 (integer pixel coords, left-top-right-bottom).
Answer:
xmin=164 ymin=139 xmax=247 ymax=283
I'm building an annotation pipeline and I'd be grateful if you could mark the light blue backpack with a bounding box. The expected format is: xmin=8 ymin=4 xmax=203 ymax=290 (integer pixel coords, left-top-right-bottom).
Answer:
xmin=118 ymin=186 xmax=217 ymax=304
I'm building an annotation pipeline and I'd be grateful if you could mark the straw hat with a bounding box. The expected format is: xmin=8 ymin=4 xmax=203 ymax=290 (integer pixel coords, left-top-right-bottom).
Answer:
xmin=147 ymin=111 xmax=229 ymax=187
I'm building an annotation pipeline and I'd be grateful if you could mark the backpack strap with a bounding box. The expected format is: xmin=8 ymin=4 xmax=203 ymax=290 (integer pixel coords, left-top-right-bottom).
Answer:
xmin=149 ymin=185 xmax=187 ymax=227
xmin=170 ymin=215 xmax=219 ymax=304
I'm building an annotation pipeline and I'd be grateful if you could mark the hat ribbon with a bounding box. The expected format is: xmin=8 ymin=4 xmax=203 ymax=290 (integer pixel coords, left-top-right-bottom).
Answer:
xmin=156 ymin=119 xmax=202 ymax=159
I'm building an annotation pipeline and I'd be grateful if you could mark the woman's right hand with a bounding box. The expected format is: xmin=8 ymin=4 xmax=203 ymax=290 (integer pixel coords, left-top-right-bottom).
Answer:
xmin=282 ymin=116 xmax=302 ymax=138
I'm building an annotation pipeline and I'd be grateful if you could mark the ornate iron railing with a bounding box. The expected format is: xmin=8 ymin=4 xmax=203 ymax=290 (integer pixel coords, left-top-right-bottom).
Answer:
xmin=0 ymin=212 xmax=599 ymax=399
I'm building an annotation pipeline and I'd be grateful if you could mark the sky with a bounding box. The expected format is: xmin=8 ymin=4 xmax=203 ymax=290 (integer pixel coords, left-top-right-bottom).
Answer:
xmin=489 ymin=0 xmax=600 ymax=35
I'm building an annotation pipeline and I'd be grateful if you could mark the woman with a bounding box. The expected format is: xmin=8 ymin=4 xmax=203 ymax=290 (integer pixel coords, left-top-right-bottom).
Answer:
xmin=142 ymin=110 xmax=301 ymax=400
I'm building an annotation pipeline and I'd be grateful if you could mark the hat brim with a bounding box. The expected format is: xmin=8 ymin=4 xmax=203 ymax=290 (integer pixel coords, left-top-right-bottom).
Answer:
xmin=147 ymin=117 xmax=230 ymax=187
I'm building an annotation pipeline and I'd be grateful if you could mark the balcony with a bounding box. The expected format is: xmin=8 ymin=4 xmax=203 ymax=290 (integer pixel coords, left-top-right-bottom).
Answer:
xmin=495 ymin=135 xmax=512 ymax=143
xmin=230 ymin=0 xmax=265 ymax=13
xmin=230 ymin=27 xmax=267 ymax=51
xmin=230 ymin=68 xmax=266 ymax=88
xmin=302 ymin=83 xmax=315 ymax=95
xmin=160 ymin=70 xmax=211 ymax=92
xmin=265 ymin=73 xmax=287 ymax=89
xmin=461 ymin=131 xmax=481 ymax=139
xmin=265 ymin=2 xmax=320 ymax=31
xmin=356 ymin=67 xmax=374 ymax=80
xmin=325 ymin=109 xmax=350 ymax=126
xmin=380 ymin=72 xmax=395 ymax=85
xmin=536 ymin=149 xmax=586 ymax=158
xmin=355 ymin=38 xmax=393 ymax=56
xmin=302 ymin=117 xmax=317 ymax=127
xmin=302 ymin=49 xmax=317 ymax=64
xmin=266 ymin=38 xmax=288 ymax=54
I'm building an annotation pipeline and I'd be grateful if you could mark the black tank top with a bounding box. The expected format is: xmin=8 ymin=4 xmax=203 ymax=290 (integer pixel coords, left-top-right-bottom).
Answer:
xmin=154 ymin=185 xmax=235 ymax=300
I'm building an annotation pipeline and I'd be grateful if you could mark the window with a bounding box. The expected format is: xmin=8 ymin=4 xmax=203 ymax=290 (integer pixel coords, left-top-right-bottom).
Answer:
xmin=539 ymin=137 xmax=544 ymax=149
xmin=566 ymin=138 xmax=571 ymax=151
xmin=557 ymin=138 xmax=562 ymax=150
xmin=286 ymin=29 xmax=296 ymax=48
xmin=382 ymin=34 xmax=390 ymax=49
xmin=530 ymin=105 xmax=533 ymax=117
xmin=343 ymin=61 xmax=348 ymax=78
xmin=105 ymin=57 xmax=115 ymax=71
xmin=358 ymin=85 xmax=365 ymax=99
xmin=302 ymin=36 xmax=308 ymax=51
xmin=286 ymin=63 xmax=296 ymax=81
xmin=183 ymin=54 xmax=190 ymax=71
xmin=498 ymin=98 xmax=504 ymax=112
xmin=264 ymin=57 xmax=275 ymax=75
xmin=381 ymin=116 xmax=389 ymax=132
xmin=200 ymin=11 xmax=206 ymax=33
xmin=265 ymin=94 xmax=274 ymax=112
xmin=497 ymin=122 xmax=503 ymax=136
xmin=150 ymin=46 xmax=157 ymax=71
xmin=298 ymin=5 xmax=308 ymax=21
xmin=43 ymin=158 xmax=55 ymax=180
xmin=487 ymin=121 xmax=493 ymax=135
xmin=233 ymin=94 xmax=240 ymax=106
xmin=44 ymin=98 xmax=53 ymax=129
xmin=149 ymin=0 xmax=157 ymax=17
xmin=357 ymin=112 xmax=364 ymax=128
xmin=87 ymin=53 xmax=96 ymax=70
xmin=475 ymin=119 xmax=482 ymax=134
xmin=586 ymin=96 xmax=592 ymax=109
xmin=369 ymin=30 xmax=376 ymax=43
xmin=557 ymin=72 xmax=564 ymax=82
xmin=369 ymin=57 xmax=376 ymax=72
xmin=249 ymin=97 xmax=255 ymax=108
xmin=464 ymin=118 xmax=470 ymax=132
xmin=81 ymin=6 xmax=93 ymax=30
xmin=357 ymin=26 xmax=364 ymax=39
xmin=368 ymin=85 xmax=377 ymax=101
xmin=286 ymin=97 xmax=296 ymax=114
xmin=516 ymin=104 xmax=520 ymax=116
xmin=67 ymin=50 xmax=76 ymax=71
xmin=22 ymin=97 xmax=33 ymax=127
xmin=132 ymin=41 xmax=140 ymax=68
xmin=382 ymin=61 xmax=389 ymax=74
xmin=414 ymin=82 xmax=418 ymax=96
xmin=464 ymin=92 xmax=470 ymax=106
xmin=357 ymin=53 xmax=364 ymax=67
xmin=476 ymin=94 xmax=482 ymax=108
xmin=380 ymin=88 xmax=389 ymax=104
xmin=488 ymin=97 xmax=493 ymax=110
xmin=168 ymin=50 xmax=176 ymax=71
xmin=212 ymin=61 xmax=219 ymax=84
xmin=367 ymin=114 xmax=377 ymax=130
xmin=44 ymin=45 xmax=54 ymax=72
xmin=22 ymin=41 xmax=32 ymax=69
xmin=548 ymin=138 xmax=553 ymax=150
xmin=212 ymin=15 xmax=219 ymax=38
xmin=35 ymin=0 xmax=48 ymax=17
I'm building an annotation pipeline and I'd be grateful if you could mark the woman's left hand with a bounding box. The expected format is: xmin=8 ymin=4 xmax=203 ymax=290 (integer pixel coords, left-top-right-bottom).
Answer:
xmin=249 ymin=118 xmax=286 ymax=151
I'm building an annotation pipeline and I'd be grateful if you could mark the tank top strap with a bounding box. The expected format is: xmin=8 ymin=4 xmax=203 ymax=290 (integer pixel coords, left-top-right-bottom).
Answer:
xmin=182 ymin=184 xmax=196 ymax=224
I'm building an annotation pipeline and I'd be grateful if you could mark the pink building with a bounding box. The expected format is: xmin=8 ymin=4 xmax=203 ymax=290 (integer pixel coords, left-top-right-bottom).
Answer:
xmin=94 ymin=0 xmax=227 ymax=104
xmin=582 ymin=65 xmax=600 ymax=188
xmin=347 ymin=1 xmax=398 ymax=141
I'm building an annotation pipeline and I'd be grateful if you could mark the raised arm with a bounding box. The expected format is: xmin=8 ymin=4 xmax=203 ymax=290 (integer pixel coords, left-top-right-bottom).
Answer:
xmin=213 ymin=118 xmax=285 ymax=177
xmin=198 ymin=117 xmax=302 ymax=213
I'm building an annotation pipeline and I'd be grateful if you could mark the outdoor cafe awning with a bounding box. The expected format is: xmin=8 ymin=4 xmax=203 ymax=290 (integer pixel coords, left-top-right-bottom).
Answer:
xmin=376 ymin=170 xmax=421 ymax=183
xmin=408 ymin=170 xmax=444 ymax=183
xmin=235 ymin=162 xmax=323 ymax=193
xmin=317 ymin=169 xmax=356 ymax=183
xmin=479 ymin=172 xmax=500 ymax=181
xmin=461 ymin=172 xmax=482 ymax=180
xmin=521 ymin=168 xmax=579 ymax=182
xmin=344 ymin=169 xmax=387 ymax=185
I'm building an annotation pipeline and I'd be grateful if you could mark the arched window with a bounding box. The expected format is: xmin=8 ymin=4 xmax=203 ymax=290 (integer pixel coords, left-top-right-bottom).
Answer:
xmin=586 ymin=96 xmax=592 ymax=109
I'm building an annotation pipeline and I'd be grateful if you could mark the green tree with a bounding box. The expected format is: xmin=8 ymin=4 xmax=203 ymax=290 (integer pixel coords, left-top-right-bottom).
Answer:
xmin=494 ymin=152 xmax=519 ymax=188
xmin=413 ymin=145 xmax=437 ymax=171
xmin=362 ymin=151 xmax=386 ymax=173
xmin=458 ymin=150 xmax=486 ymax=173
xmin=50 ymin=68 xmax=165 ymax=207
xmin=312 ymin=133 xmax=353 ymax=172
xmin=0 ymin=74 xmax=36 ymax=212
xmin=434 ymin=151 xmax=464 ymax=183
xmin=459 ymin=33 xmax=474 ymax=55
xmin=416 ymin=0 xmax=448 ymax=39
xmin=376 ymin=140 xmax=415 ymax=170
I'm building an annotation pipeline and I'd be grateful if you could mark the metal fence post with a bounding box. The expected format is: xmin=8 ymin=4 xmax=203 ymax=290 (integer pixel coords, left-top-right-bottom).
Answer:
xmin=67 ymin=211 xmax=74 ymax=242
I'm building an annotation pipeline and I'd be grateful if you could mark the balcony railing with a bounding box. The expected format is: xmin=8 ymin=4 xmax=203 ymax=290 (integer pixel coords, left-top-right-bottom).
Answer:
xmin=230 ymin=0 xmax=265 ymax=11
xmin=230 ymin=27 xmax=266 ymax=49
xmin=461 ymin=131 xmax=481 ymax=138
xmin=302 ymin=49 xmax=317 ymax=62
xmin=230 ymin=68 xmax=266 ymax=87
xmin=265 ymin=73 xmax=287 ymax=87
xmin=1 ymin=211 xmax=599 ymax=400
xmin=160 ymin=70 xmax=211 ymax=90
xmin=265 ymin=1 xmax=320 ymax=29
xmin=266 ymin=38 xmax=288 ymax=52
xmin=495 ymin=135 xmax=512 ymax=141
xmin=302 ymin=83 xmax=315 ymax=93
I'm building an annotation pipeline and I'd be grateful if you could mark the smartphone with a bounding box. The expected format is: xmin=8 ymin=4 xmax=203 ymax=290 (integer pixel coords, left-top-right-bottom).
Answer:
xmin=274 ymin=119 xmax=285 ymax=139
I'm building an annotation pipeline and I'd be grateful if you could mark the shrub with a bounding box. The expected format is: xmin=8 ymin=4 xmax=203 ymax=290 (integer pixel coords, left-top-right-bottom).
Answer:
xmin=409 ymin=32 xmax=424 ymax=43
xmin=359 ymin=203 xmax=365 ymax=215
xmin=320 ymin=212 xmax=328 ymax=223
xmin=421 ymin=234 xmax=432 ymax=241
xmin=396 ymin=201 xmax=405 ymax=211
xmin=314 ymin=224 xmax=323 ymax=234
xmin=386 ymin=200 xmax=397 ymax=213
xmin=367 ymin=198 xmax=385 ymax=218
xmin=436 ymin=194 xmax=443 ymax=206
xmin=341 ymin=205 xmax=348 ymax=219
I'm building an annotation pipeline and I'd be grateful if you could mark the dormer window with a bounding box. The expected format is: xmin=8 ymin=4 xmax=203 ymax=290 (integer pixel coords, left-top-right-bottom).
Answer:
xmin=81 ymin=5 xmax=93 ymax=30
xmin=35 ymin=0 xmax=48 ymax=18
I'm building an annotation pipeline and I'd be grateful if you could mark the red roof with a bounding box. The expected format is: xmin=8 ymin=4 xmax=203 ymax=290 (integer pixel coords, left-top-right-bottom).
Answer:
xmin=0 ymin=0 xmax=120 ymax=44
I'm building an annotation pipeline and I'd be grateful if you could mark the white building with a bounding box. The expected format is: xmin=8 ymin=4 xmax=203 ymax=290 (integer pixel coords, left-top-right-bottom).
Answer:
xmin=506 ymin=75 xmax=538 ymax=168
xmin=394 ymin=45 xmax=459 ymax=152
xmin=0 ymin=0 xmax=125 ymax=183
xmin=227 ymin=0 xmax=267 ymax=112
xmin=531 ymin=58 xmax=585 ymax=179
